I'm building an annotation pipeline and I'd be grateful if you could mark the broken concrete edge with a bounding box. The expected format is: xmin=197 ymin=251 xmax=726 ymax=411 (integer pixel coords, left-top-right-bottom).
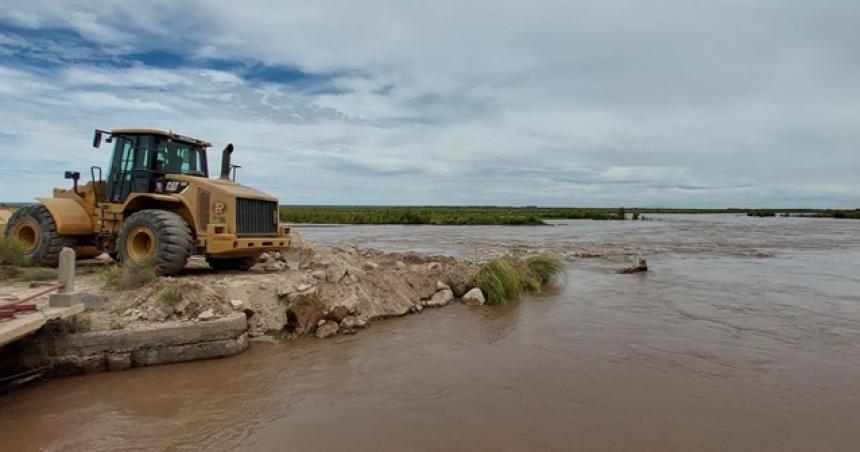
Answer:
xmin=10 ymin=287 xmax=488 ymax=378
xmin=0 ymin=303 xmax=85 ymax=348
xmin=49 ymin=312 xmax=248 ymax=355
xmin=20 ymin=312 xmax=248 ymax=376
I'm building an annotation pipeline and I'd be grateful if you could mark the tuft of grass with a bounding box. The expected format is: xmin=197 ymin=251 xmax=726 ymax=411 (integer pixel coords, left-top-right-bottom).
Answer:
xmin=155 ymin=282 xmax=183 ymax=308
xmin=101 ymin=259 xmax=157 ymax=290
xmin=19 ymin=267 xmax=57 ymax=282
xmin=0 ymin=238 xmax=26 ymax=266
xmin=473 ymin=255 xmax=567 ymax=306
xmin=99 ymin=265 xmax=122 ymax=287
xmin=525 ymin=255 xmax=565 ymax=287
xmin=474 ymin=259 xmax=525 ymax=305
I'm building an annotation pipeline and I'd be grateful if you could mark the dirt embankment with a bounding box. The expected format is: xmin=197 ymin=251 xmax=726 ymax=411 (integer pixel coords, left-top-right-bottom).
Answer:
xmin=81 ymin=232 xmax=479 ymax=340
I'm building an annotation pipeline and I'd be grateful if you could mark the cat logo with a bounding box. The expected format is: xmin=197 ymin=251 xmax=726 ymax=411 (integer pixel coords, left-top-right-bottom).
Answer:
xmin=213 ymin=201 xmax=227 ymax=214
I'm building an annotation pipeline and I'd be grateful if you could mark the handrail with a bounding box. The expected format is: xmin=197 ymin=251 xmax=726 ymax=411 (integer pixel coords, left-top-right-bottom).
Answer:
xmin=0 ymin=283 xmax=64 ymax=308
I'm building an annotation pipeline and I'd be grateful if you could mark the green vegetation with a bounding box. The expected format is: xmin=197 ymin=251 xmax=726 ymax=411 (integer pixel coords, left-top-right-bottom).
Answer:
xmin=474 ymin=259 xmax=525 ymax=305
xmin=816 ymin=210 xmax=860 ymax=219
xmin=474 ymin=254 xmax=565 ymax=305
xmin=155 ymin=282 xmax=183 ymax=308
xmin=279 ymin=205 xmax=860 ymax=225
xmin=278 ymin=206 xmax=647 ymax=225
xmin=525 ymin=255 xmax=566 ymax=286
xmin=100 ymin=260 xmax=157 ymax=290
xmin=0 ymin=238 xmax=26 ymax=267
xmin=19 ymin=267 xmax=57 ymax=282
xmin=747 ymin=211 xmax=777 ymax=217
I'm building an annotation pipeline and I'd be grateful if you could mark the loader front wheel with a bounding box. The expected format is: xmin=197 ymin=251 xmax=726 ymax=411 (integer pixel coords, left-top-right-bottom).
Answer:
xmin=4 ymin=205 xmax=77 ymax=267
xmin=117 ymin=210 xmax=192 ymax=275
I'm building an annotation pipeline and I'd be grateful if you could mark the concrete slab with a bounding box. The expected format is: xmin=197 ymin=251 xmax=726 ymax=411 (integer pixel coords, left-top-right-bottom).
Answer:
xmin=20 ymin=312 xmax=249 ymax=375
xmin=0 ymin=303 xmax=84 ymax=347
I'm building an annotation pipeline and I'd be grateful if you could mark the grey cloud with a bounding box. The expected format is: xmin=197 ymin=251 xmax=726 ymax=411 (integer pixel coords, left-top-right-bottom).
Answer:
xmin=0 ymin=1 xmax=858 ymax=206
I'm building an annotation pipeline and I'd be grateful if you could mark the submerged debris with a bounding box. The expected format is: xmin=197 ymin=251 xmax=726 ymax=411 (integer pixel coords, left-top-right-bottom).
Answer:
xmin=617 ymin=258 xmax=648 ymax=274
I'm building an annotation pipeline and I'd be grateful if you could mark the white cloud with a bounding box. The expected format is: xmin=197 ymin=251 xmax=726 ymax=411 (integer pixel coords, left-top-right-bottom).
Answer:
xmin=0 ymin=1 xmax=859 ymax=206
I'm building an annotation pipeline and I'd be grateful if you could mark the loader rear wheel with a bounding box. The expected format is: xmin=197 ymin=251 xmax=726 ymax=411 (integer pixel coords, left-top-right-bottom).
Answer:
xmin=206 ymin=256 xmax=258 ymax=271
xmin=4 ymin=205 xmax=77 ymax=267
xmin=117 ymin=210 xmax=192 ymax=275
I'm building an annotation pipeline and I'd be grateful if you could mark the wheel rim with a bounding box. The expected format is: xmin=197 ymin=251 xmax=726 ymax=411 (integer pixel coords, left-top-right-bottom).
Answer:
xmin=126 ymin=226 xmax=156 ymax=262
xmin=13 ymin=221 xmax=40 ymax=253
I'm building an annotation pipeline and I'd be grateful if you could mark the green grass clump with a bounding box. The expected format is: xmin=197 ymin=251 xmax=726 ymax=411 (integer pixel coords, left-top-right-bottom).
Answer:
xmin=155 ymin=282 xmax=183 ymax=308
xmin=101 ymin=260 xmax=157 ymax=290
xmin=19 ymin=267 xmax=57 ymax=282
xmin=0 ymin=238 xmax=26 ymax=266
xmin=473 ymin=255 xmax=566 ymax=305
xmin=474 ymin=259 xmax=525 ymax=305
xmin=525 ymin=255 xmax=565 ymax=286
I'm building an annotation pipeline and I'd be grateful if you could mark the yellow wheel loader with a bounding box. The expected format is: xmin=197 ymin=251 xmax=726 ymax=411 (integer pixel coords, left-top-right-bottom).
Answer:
xmin=4 ymin=129 xmax=290 ymax=275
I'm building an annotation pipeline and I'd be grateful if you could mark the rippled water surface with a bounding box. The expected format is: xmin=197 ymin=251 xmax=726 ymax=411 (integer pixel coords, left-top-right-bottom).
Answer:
xmin=1 ymin=215 xmax=859 ymax=451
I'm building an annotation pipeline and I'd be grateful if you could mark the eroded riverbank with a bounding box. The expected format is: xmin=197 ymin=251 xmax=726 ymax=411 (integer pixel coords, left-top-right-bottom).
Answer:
xmin=1 ymin=232 xmax=488 ymax=377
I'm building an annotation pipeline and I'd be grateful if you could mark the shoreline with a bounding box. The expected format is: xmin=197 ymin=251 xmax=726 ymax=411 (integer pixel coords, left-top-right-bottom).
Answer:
xmin=0 ymin=233 xmax=491 ymax=385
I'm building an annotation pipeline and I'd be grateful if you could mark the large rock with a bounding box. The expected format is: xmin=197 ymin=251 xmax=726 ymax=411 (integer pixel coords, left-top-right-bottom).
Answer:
xmin=326 ymin=305 xmax=350 ymax=323
xmin=316 ymin=321 xmax=338 ymax=338
xmin=426 ymin=289 xmax=454 ymax=307
xmin=263 ymin=262 xmax=286 ymax=272
xmin=198 ymin=309 xmax=216 ymax=321
xmin=325 ymin=262 xmax=347 ymax=283
xmin=287 ymin=289 xmax=326 ymax=335
xmin=346 ymin=265 xmax=366 ymax=282
xmin=340 ymin=315 xmax=357 ymax=330
xmin=283 ymin=231 xmax=316 ymax=269
xmin=617 ymin=258 xmax=648 ymax=274
xmin=462 ymin=288 xmax=486 ymax=306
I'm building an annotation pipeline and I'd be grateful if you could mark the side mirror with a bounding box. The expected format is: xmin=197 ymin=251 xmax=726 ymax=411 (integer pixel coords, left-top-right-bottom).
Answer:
xmin=64 ymin=171 xmax=81 ymax=181
xmin=93 ymin=130 xmax=102 ymax=148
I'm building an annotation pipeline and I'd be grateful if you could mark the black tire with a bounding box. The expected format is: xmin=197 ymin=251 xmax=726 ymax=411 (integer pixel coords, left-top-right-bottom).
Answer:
xmin=206 ymin=256 xmax=258 ymax=271
xmin=4 ymin=205 xmax=77 ymax=267
xmin=117 ymin=210 xmax=192 ymax=275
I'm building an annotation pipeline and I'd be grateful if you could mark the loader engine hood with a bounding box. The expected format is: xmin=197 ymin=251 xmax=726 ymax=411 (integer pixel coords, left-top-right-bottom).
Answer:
xmin=170 ymin=175 xmax=278 ymax=202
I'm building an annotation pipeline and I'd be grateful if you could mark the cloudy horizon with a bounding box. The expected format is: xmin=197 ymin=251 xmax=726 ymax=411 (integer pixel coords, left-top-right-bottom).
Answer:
xmin=1 ymin=1 xmax=858 ymax=208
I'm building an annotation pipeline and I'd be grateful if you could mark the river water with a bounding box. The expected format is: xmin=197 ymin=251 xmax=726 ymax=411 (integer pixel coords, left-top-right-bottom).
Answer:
xmin=1 ymin=215 xmax=859 ymax=451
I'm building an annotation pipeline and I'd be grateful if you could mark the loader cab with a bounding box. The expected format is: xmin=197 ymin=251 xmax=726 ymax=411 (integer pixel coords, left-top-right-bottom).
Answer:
xmin=96 ymin=129 xmax=210 ymax=203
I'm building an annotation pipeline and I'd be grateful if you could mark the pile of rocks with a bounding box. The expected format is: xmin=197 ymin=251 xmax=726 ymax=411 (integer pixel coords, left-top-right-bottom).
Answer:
xmin=82 ymin=232 xmax=488 ymax=341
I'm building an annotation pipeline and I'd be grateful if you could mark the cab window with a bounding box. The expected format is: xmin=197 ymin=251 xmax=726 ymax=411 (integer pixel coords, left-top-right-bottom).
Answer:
xmin=155 ymin=141 xmax=207 ymax=177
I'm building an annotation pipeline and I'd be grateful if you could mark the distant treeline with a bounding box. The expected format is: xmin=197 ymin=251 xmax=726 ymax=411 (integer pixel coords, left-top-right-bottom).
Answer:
xmin=280 ymin=206 xmax=860 ymax=225
xmin=747 ymin=209 xmax=860 ymax=219
xmin=816 ymin=210 xmax=860 ymax=219
xmin=281 ymin=206 xmax=655 ymax=225
xmin=280 ymin=206 xmax=626 ymax=225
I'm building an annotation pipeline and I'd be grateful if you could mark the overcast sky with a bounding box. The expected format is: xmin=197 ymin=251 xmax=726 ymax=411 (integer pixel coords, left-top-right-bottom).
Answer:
xmin=1 ymin=1 xmax=857 ymax=207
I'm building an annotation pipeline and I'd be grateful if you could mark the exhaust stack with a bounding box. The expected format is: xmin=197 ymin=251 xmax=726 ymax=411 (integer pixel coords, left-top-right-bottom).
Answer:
xmin=220 ymin=143 xmax=234 ymax=180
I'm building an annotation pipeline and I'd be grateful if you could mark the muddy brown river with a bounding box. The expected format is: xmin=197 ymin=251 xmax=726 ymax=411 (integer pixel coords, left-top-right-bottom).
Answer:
xmin=1 ymin=215 xmax=859 ymax=451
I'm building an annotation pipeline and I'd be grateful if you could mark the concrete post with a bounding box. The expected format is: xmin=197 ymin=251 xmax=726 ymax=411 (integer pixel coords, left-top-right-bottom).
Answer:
xmin=57 ymin=247 xmax=75 ymax=294
xmin=50 ymin=247 xmax=81 ymax=307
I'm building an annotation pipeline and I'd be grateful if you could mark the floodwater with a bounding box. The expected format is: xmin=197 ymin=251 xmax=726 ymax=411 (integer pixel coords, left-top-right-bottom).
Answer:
xmin=1 ymin=215 xmax=859 ymax=451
